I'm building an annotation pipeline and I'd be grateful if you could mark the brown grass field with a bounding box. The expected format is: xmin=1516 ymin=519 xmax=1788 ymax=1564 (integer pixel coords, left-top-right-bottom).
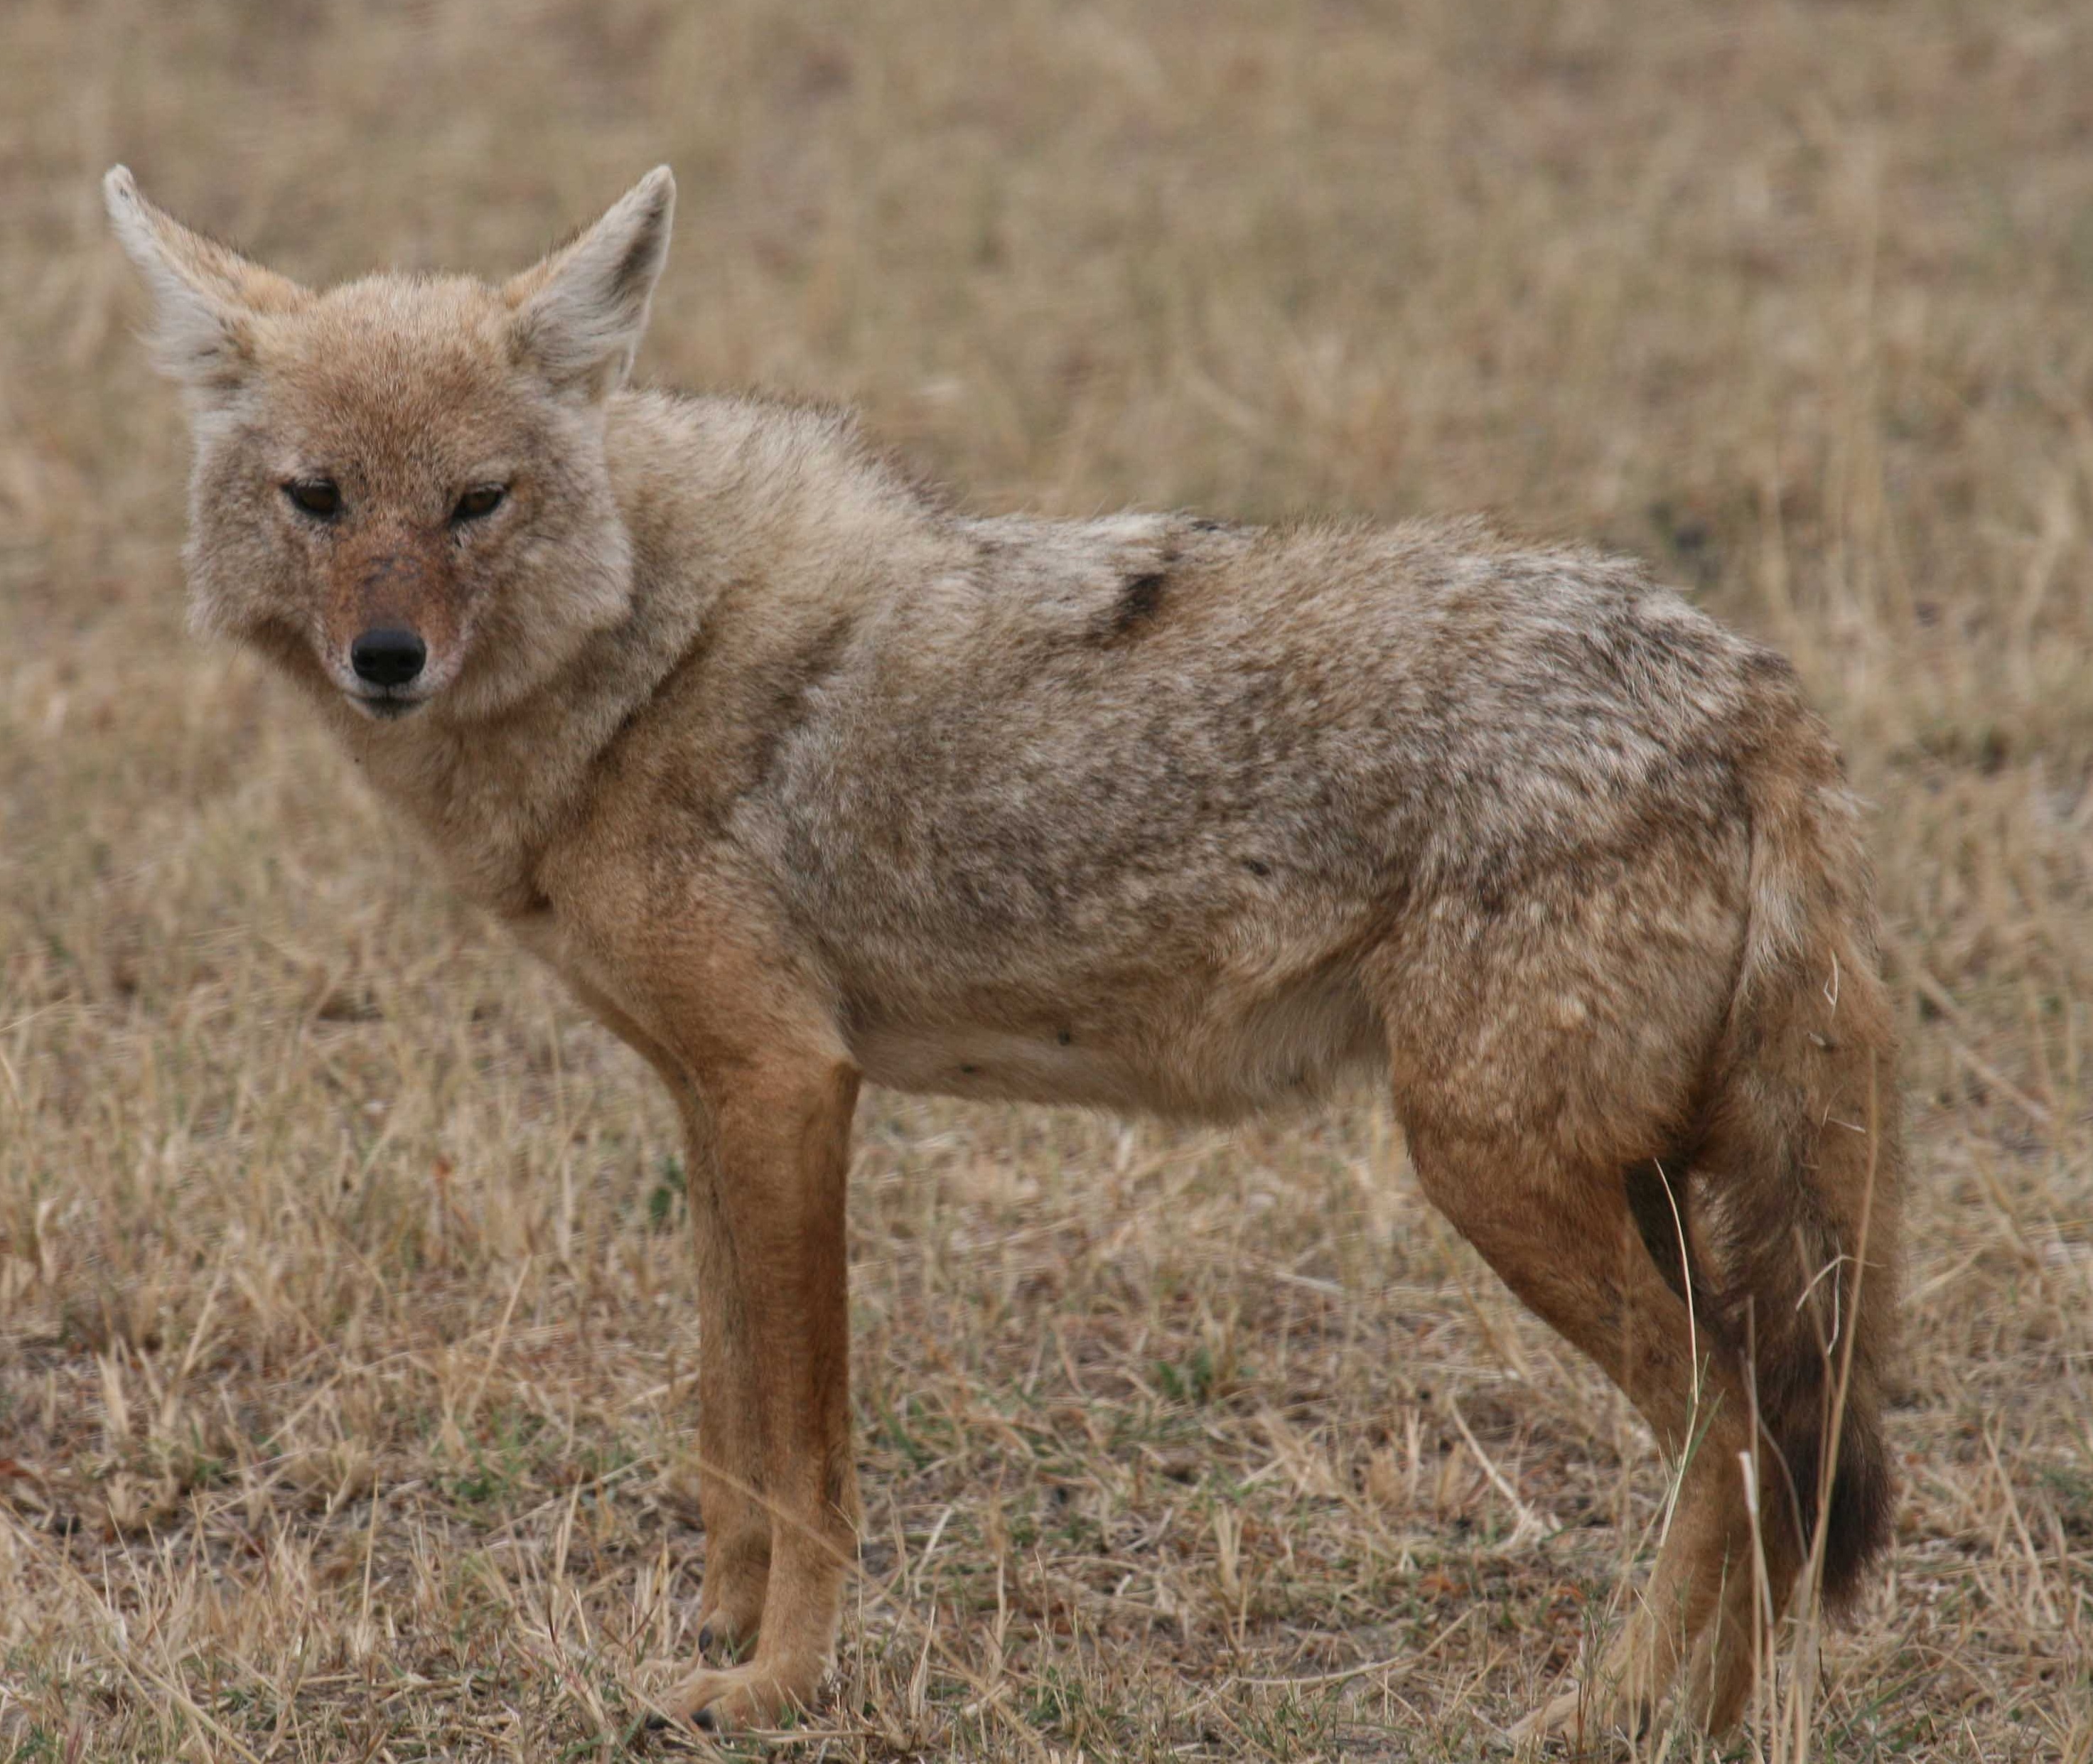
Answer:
xmin=3 ymin=1 xmax=2091 ymax=1758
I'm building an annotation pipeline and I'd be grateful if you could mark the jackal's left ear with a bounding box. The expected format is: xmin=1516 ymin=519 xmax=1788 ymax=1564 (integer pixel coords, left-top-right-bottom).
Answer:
xmin=506 ymin=166 xmax=676 ymax=401
xmin=103 ymin=167 xmax=309 ymax=397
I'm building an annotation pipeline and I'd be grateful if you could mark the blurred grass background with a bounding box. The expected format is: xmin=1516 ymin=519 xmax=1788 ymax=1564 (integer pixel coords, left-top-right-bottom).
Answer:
xmin=1 ymin=1 xmax=2089 ymax=1758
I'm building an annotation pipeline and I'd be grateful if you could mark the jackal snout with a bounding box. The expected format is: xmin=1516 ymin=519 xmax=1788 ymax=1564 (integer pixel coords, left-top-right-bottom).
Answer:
xmin=323 ymin=534 xmax=463 ymax=716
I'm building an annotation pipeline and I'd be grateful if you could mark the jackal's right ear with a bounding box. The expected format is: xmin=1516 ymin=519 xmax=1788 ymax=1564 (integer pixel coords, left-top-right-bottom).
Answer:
xmin=505 ymin=166 xmax=676 ymax=402
xmin=102 ymin=167 xmax=309 ymax=396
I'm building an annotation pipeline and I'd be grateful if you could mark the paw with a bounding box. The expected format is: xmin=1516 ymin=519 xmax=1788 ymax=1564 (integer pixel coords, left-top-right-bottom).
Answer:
xmin=693 ymin=1560 xmax=769 ymax=1662
xmin=1506 ymin=1682 xmax=1589 ymax=1749
xmin=692 ymin=1602 xmax=761 ymax=1664
xmin=661 ymin=1656 xmax=824 ymax=1732
xmin=1505 ymin=1679 xmax=1650 ymax=1754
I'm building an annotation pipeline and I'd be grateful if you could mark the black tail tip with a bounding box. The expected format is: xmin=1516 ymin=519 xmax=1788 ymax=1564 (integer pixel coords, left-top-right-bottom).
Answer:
xmin=1794 ymin=1404 xmax=1897 ymax=1610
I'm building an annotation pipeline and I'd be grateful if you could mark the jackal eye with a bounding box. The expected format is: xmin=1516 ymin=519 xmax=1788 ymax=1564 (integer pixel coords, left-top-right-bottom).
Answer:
xmin=284 ymin=478 xmax=341 ymax=519
xmin=451 ymin=485 xmax=507 ymax=522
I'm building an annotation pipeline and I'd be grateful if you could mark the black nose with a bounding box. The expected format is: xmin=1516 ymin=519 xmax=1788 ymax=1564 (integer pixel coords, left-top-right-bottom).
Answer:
xmin=350 ymin=627 xmax=426 ymax=688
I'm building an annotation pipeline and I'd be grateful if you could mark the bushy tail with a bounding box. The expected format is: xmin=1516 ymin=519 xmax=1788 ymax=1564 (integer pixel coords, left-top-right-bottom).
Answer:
xmin=1696 ymin=679 xmax=1902 ymax=1608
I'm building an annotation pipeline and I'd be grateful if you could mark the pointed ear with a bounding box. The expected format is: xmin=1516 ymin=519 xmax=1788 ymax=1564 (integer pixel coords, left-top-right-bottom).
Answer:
xmin=102 ymin=167 xmax=308 ymax=395
xmin=505 ymin=166 xmax=675 ymax=400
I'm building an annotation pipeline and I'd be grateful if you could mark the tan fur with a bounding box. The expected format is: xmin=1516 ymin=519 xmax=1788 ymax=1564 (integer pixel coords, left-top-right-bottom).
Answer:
xmin=106 ymin=165 xmax=1903 ymax=1736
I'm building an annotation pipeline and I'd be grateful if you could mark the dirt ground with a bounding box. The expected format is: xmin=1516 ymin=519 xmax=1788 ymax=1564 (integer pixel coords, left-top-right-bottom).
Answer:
xmin=0 ymin=1 xmax=2087 ymax=1758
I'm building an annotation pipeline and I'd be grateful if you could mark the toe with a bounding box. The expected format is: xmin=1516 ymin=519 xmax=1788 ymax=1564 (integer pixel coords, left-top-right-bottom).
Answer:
xmin=692 ymin=1596 xmax=762 ymax=1662
xmin=1507 ymin=1684 xmax=1588 ymax=1746
xmin=666 ymin=1658 xmax=822 ymax=1732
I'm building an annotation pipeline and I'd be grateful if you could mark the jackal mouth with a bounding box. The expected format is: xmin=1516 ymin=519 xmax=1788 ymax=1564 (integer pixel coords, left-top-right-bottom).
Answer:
xmin=350 ymin=689 xmax=427 ymax=721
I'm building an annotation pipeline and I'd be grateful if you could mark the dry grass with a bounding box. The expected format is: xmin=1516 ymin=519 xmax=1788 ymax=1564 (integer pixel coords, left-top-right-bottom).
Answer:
xmin=2 ymin=1 xmax=2091 ymax=1758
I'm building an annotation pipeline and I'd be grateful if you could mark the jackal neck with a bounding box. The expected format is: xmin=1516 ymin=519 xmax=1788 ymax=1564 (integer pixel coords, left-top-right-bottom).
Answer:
xmin=328 ymin=588 xmax=699 ymax=918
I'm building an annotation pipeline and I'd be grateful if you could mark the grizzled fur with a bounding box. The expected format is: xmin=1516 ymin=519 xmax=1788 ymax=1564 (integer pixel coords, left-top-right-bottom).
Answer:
xmin=107 ymin=165 xmax=1901 ymax=1739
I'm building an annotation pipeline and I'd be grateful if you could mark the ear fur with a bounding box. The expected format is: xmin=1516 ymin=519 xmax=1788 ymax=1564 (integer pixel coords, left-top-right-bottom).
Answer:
xmin=102 ymin=166 xmax=308 ymax=394
xmin=505 ymin=166 xmax=676 ymax=400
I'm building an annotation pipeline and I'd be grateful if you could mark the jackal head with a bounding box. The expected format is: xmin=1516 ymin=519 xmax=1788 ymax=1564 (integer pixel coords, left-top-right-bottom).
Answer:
xmin=104 ymin=166 xmax=675 ymax=721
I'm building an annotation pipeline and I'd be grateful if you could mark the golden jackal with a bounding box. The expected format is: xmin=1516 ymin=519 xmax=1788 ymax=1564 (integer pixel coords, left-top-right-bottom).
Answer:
xmin=107 ymin=164 xmax=1900 ymax=1738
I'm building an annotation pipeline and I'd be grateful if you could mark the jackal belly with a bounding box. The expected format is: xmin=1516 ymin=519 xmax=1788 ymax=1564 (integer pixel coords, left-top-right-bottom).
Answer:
xmin=845 ymin=959 xmax=1385 ymax=1120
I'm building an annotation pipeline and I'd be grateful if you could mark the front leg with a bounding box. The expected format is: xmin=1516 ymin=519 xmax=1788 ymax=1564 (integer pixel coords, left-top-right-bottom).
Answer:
xmin=684 ymin=1142 xmax=774 ymax=1658
xmin=665 ymin=1051 xmax=862 ymax=1730
xmin=554 ymin=971 xmax=819 ymax=1678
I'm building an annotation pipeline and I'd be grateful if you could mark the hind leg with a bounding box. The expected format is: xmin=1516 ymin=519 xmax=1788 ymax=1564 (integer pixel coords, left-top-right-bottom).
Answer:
xmin=1368 ymin=827 xmax=1785 ymax=1733
xmin=1405 ymin=1120 xmax=1791 ymax=1738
